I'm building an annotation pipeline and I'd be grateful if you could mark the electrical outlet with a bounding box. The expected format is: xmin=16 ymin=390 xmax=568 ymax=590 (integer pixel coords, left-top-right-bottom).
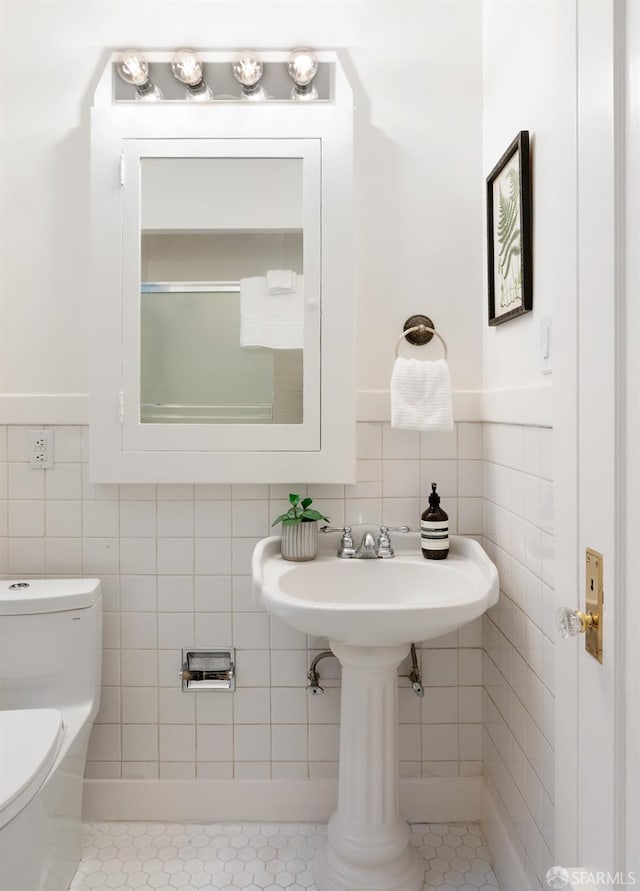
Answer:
xmin=29 ymin=429 xmax=54 ymax=469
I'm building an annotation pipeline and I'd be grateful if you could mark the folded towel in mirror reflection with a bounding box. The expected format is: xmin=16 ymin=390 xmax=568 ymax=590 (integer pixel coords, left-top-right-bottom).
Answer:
xmin=266 ymin=269 xmax=297 ymax=294
xmin=390 ymin=357 xmax=454 ymax=432
xmin=240 ymin=275 xmax=304 ymax=349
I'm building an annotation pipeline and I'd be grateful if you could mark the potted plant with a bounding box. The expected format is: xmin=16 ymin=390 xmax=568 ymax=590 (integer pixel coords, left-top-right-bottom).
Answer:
xmin=272 ymin=493 xmax=330 ymax=562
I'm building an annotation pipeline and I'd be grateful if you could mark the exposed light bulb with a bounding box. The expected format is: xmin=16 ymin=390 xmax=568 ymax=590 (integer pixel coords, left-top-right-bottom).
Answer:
xmin=232 ymin=50 xmax=265 ymax=97
xmin=116 ymin=50 xmax=149 ymax=86
xmin=171 ymin=48 xmax=214 ymax=100
xmin=287 ymin=48 xmax=319 ymax=99
xmin=116 ymin=50 xmax=164 ymax=101
xmin=171 ymin=48 xmax=203 ymax=86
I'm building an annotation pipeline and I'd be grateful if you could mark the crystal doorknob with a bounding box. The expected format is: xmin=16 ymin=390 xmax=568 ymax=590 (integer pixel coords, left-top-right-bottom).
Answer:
xmin=556 ymin=606 xmax=598 ymax=639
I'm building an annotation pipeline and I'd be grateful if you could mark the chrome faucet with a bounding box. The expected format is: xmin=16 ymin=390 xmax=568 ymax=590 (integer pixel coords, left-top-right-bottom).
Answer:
xmin=355 ymin=530 xmax=378 ymax=559
xmin=321 ymin=525 xmax=410 ymax=559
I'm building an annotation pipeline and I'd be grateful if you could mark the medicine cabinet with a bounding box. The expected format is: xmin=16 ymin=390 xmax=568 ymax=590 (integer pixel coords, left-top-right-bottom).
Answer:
xmin=89 ymin=51 xmax=354 ymax=483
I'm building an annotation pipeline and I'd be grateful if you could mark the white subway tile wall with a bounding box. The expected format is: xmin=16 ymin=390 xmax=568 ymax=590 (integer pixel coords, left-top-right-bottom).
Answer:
xmin=0 ymin=422 xmax=486 ymax=781
xmin=481 ymin=423 xmax=555 ymax=891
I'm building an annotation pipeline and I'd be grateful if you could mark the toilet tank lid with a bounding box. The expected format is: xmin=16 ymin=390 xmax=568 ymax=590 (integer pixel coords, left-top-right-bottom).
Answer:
xmin=0 ymin=579 xmax=101 ymax=615
xmin=0 ymin=708 xmax=64 ymax=829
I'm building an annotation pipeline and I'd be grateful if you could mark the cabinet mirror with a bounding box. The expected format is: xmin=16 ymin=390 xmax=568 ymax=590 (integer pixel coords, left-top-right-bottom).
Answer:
xmin=139 ymin=156 xmax=305 ymax=426
xmin=120 ymin=139 xmax=320 ymax=453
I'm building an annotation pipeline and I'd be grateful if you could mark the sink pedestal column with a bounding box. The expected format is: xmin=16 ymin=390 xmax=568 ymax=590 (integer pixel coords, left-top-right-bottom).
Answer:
xmin=313 ymin=643 xmax=424 ymax=891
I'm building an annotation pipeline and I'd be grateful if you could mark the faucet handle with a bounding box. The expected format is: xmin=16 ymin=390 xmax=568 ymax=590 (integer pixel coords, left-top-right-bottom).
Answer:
xmin=377 ymin=525 xmax=410 ymax=559
xmin=320 ymin=525 xmax=356 ymax=558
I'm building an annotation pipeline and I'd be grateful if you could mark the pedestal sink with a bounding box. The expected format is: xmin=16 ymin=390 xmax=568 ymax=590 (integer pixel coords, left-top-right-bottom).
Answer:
xmin=252 ymin=529 xmax=498 ymax=891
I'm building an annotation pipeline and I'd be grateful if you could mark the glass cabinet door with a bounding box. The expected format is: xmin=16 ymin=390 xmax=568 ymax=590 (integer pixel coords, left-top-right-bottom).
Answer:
xmin=121 ymin=139 xmax=321 ymax=452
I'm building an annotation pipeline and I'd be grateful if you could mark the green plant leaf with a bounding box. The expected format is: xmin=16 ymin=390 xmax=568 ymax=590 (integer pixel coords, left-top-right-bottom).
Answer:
xmin=301 ymin=509 xmax=330 ymax=522
xmin=272 ymin=512 xmax=292 ymax=526
xmin=272 ymin=493 xmax=328 ymax=526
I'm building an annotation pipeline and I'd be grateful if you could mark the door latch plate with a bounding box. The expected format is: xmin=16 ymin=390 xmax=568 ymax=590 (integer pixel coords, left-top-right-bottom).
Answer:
xmin=585 ymin=548 xmax=603 ymax=663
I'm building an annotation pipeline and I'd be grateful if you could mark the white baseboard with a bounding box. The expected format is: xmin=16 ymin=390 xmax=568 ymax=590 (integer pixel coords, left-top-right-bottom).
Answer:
xmin=83 ymin=776 xmax=481 ymax=824
xmin=481 ymin=781 xmax=534 ymax=891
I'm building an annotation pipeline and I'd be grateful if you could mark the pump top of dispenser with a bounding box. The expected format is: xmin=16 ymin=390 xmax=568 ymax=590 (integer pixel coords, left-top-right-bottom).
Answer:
xmin=429 ymin=483 xmax=440 ymax=508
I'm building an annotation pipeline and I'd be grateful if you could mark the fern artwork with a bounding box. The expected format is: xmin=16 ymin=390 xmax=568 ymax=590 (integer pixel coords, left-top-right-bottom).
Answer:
xmin=486 ymin=131 xmax=532 ymax=325
xmin=496 ymin=163 xmax=521 ymax=310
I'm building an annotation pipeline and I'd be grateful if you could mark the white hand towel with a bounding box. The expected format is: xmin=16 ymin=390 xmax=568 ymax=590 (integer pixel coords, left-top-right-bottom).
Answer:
xmin=390 ymin=357 xmax=454 ymax=432
xmin=240 ymin=275 xmax=304 ymax=349
xmin=266 ymin=269 xmax=297 ymax=295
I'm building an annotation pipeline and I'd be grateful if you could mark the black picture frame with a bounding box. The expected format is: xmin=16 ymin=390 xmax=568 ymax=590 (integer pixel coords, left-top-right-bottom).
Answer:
xmin=486 ymin=130 xmax=532 ymax=325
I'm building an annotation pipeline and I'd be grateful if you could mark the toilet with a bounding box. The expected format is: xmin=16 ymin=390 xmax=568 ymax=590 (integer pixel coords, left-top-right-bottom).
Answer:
xmin=0 ymin=579 xmax=102 ymax=891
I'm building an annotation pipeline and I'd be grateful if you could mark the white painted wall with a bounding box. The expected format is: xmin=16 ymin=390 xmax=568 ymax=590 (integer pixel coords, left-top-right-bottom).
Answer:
xmin=481 ymin=2 xmax=577 ymax=888
xmin=482 ymin=0 xmax=575 ymax=397
xmin=0 ymin=0 xmax=483 ymax=405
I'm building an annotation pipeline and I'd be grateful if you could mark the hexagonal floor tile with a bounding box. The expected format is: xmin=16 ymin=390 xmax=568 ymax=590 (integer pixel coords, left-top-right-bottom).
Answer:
xmin=69 ymin=820 xmax=501 ymax=890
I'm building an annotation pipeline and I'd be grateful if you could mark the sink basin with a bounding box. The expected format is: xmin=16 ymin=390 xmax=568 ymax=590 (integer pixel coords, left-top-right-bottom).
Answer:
xmin=252 ymin=531 xmax=498 ymax=646
xmin=251 ymin=528 xmax=498 ymax=891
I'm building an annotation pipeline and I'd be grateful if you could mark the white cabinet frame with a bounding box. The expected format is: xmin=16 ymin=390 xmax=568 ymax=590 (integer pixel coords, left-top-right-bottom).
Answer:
xmin=90 ymin=52 xmax=354 ymax=483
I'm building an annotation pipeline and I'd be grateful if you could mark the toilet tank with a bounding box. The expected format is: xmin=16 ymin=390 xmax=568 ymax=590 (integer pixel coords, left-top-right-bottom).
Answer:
xmin=0 ymin=580 xmax=102 ymax=713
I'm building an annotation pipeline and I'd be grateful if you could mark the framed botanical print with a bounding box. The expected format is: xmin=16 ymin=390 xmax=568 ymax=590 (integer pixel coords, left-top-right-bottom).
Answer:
xmin=486 ymin=130 xmax=532 ymax=325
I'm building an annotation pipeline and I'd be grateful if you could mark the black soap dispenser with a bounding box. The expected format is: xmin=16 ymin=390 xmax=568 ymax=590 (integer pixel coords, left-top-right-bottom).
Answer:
xmin=421 ymin=483 xmax=449 ymax=560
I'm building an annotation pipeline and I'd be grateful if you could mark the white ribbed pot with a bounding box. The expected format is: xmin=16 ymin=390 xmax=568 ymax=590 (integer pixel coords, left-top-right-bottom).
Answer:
xmin=280 ymin=520 xmax=318 ymax=562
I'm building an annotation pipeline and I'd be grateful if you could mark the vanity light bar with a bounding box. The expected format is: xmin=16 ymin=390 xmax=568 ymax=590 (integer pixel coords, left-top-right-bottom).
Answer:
xmin=114 ymin=48 xmax=322 ymax=102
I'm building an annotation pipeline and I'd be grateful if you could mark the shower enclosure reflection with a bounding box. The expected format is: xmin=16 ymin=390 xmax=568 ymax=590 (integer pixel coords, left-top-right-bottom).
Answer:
xmin=139 ymin=157 xmax=304 ymax=424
